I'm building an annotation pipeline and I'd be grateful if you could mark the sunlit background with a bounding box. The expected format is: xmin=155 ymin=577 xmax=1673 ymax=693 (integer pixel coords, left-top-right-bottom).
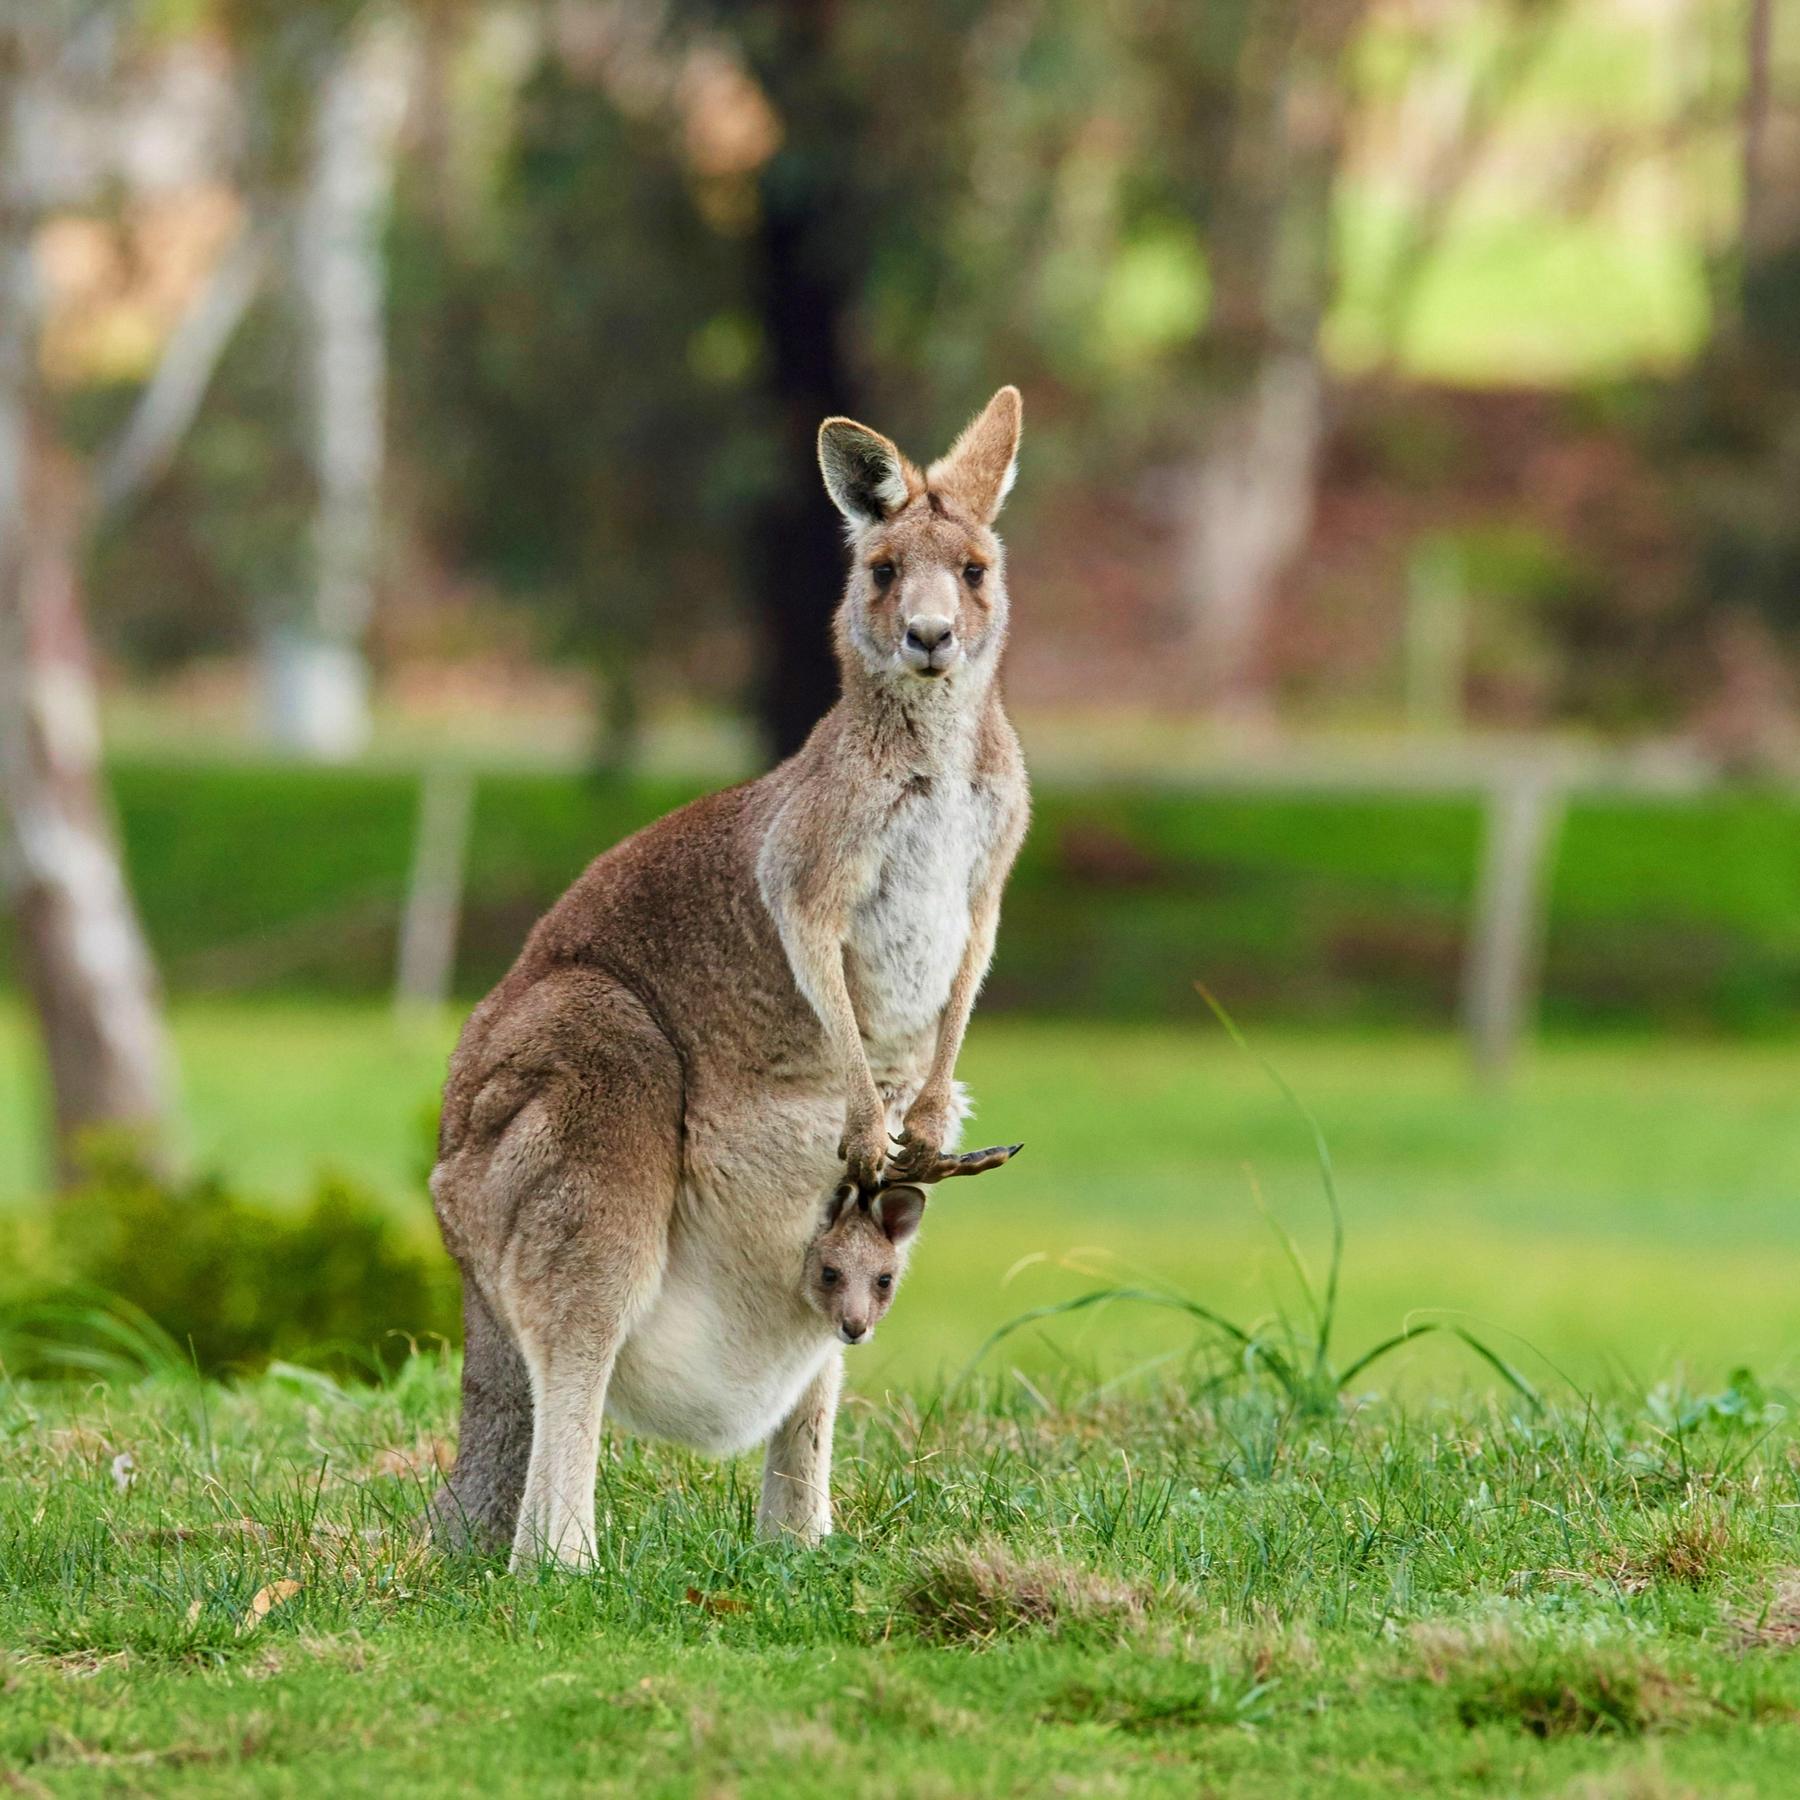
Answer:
xmin=1 ymin=0 xmax=1796 ymax=1392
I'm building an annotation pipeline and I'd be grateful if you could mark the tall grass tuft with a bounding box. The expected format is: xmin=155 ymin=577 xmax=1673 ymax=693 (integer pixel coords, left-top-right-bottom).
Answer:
xmin=962 ymin=985 xmax=1539 ymax=1415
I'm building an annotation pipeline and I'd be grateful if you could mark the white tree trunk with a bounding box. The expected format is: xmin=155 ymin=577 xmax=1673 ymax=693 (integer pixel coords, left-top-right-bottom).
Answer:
xmin=269 ymin=10 xmax=413 ymax=762
xmin=1173 ymin=348 xmax=1325 ymax=719
xmin=0 ymin=230 xmax=172 ymax=1179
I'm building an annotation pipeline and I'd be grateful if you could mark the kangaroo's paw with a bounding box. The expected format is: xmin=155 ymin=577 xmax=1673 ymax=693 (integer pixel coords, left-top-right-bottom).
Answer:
xmin=883 ymin=1140 xmax=1023 ymax=1186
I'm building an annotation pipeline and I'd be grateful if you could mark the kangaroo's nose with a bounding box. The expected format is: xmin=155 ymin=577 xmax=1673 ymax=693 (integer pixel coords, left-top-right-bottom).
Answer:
xmin=840 ymin=1319 xmax=868 ymax=1342
xmin=904 ymin=616 xmax=954 ymax=653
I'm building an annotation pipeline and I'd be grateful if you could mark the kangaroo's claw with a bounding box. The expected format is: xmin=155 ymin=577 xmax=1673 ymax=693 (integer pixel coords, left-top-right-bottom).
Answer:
xmin=885 ymin=1129 xmax=941 ymax=1183
xmin=880 ymin=1141 xmax=1023 ymax=1187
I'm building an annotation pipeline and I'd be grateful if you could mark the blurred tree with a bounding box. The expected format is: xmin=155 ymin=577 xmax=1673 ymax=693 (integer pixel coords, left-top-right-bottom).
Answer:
xmin=735 ymin=0 xmax=867 ymax=761
xmin=389 ymin=12 xmax=751 ymax=769
xmin=0 ymin=3 xmax=191 ymax=1181
xmin=215 ymin=0 xmax=415 ymax=761
xmin=1130 ymin=1 xmax=1365 ymax=720
xmin=683 ymin=0 xmax=991 ymax=757
xmin=1674 ymin=0 xmax=1800 ymax=773
xmin=85 ymin=1 xmax=415 ymax=759
xmin=283 ymin=6 xmax=415 ymax=759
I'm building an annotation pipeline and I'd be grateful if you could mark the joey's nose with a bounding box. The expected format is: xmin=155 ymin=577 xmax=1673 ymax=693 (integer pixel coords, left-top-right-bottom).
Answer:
xmin=840 ymin=1319 xmax=868 ymax=1343
xmin=904 ymin=616 xmax=954 ymax=654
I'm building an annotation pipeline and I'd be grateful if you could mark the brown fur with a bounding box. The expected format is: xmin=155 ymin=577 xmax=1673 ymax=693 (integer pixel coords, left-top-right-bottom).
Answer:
xmin=428 ymin=389 xmax=1030 ymax=1567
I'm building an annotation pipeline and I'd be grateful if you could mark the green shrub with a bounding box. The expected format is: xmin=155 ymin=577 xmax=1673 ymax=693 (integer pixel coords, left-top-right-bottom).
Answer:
xmin=0 ymin=1153 xmax=459 ymax=1379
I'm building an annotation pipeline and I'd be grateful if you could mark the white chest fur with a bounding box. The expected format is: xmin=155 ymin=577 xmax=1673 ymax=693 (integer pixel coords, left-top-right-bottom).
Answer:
xmin=606 ymin=1211 xmax=835 ymax=1457
xmin=846 ymin=776 xmax=1001 ymax=1071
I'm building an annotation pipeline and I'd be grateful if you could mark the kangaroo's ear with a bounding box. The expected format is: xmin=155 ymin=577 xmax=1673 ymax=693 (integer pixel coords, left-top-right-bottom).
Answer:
xmin=927 ymin=386 xmax=1021 ymax=525
xmin=822 ymin=1181 xmax=857 ymax=1228
xmin=874 ymin=1183 xmax=927 ymax=1245
xmin=818 ymin=418 xmax=912 ymax=530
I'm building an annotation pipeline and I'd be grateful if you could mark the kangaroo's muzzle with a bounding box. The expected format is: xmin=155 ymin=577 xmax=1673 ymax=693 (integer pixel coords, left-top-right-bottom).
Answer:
xmin=902 ymin=615 xmax=959 ymax=676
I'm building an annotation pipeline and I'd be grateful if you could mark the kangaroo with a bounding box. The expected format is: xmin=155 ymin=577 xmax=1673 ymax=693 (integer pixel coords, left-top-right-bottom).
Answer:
xmin=428 ymin=386 xmax=1030 ymax=1568
xmin=804 ymin=1181 xmax=929 ymax=1347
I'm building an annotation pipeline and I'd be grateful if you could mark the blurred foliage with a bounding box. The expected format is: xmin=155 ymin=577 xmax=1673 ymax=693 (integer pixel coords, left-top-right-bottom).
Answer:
xmin=389 ymin=50 xmax=758 ymax=763
xmin=87 ymin=298 xmax=314 ymax=665
xmin=0 ymin=1149 xmax=456 ymax=1378
xmin=39 ymin=0 xmax=1800 ymax=741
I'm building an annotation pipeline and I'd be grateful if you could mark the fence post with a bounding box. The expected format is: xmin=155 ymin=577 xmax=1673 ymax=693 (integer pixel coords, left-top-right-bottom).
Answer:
xmin=1462 ymin=770 xmax=1563 ymax=1087
xmin=395 ymin=765 xmax=474 ymax=1019
xmin=1405 ymin=535 xmax=1467 ymax=733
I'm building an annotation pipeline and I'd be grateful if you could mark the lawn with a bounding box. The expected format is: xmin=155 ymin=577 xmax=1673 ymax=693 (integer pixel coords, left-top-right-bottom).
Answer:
xmin=6 ymin=1007 xmax=1800 ymax=1793
xmin=4 ymin=1002 xmax=1799 ymax=1391
xmin=63 ymin=759 xmax=1800 ymax=1030
xmin=6 ymin=1357 xmax=1800 ymax=1796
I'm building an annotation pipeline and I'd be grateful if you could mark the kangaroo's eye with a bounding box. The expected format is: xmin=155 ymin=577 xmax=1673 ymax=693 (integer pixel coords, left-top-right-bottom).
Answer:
xmin=876 ymin=1273 xmax=893 ymax=1292
xmin=871 ymin=561 xmax=897 ymax=591
xmin=963 ymin=563 xmax=985 ymax=588
xmin=821 ymin=1266 xmax=840 ymax=1287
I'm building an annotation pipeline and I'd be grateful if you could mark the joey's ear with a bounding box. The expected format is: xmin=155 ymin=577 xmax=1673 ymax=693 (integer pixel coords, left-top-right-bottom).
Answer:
xmin=874 ymin=1184 xmax=926 ymax=1246
xmin=818 ymin=418 xmax=912 ymax=529
xmin=822 ymin=1181 xmax=857 ymax=1228
xmin=926 ymin=385 xmax=1021 ymax=525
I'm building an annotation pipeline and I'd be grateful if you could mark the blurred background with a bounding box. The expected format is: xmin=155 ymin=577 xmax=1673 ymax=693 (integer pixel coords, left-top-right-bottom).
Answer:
xmin=1 ymin=0 xmax=1797 ymax=1391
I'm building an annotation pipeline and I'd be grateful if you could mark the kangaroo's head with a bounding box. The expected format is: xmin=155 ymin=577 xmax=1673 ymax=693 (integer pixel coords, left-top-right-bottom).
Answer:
xmin=803 ymin=1182 xmax=927 ymax=1345
xmin=818 ymin=387 xmax=1022 ymax=693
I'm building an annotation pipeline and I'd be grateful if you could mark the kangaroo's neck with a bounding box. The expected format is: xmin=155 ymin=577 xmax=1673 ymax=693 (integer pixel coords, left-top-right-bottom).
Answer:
xmin=831 ymin=658 xmax=1002 ymax=779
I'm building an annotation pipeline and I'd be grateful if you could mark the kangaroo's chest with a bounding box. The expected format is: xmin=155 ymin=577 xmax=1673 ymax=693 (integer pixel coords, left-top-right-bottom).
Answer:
xmin=846 ymin=778 xmax=1000 ymax=1068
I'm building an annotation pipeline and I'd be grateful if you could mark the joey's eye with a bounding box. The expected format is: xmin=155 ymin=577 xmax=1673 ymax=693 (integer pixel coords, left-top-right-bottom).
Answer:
xmin=963 ymin=563 xmax=985 ymax=588
xmin=875 ymin=1273 xmax=893 ymax=1292
xmin=871 ymin=561 xmax=896 ymax=591
xmin=821 ymin=1266 xmax=840 ymax=1287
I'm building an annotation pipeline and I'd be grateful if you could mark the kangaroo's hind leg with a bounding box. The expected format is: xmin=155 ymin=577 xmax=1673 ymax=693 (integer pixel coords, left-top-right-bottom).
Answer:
xmin=443 ymin=973 xmax=683 ymax=1572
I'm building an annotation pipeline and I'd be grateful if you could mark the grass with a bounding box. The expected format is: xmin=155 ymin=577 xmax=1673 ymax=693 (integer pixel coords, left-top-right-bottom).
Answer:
xmin=5 ymin=1356 xmax=1800 ymax=1795
xmin=7 ymin=1002 xmax=1800 ymax=1389
xmin=13 ymin=759 xmax=1792 ymax=1030
xmin=6 ymin=993 xmax=1800 ymax=1791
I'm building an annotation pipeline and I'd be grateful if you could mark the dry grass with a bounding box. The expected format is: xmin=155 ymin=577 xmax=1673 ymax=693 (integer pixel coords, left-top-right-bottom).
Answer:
xmin=1727 ymin=1570 xmax=1800 ymax=1653
xmin=1555 ymin=1750 xmax=1708 ymax=1799
xmin=899 ymin=1539 xmax=1159 ymax=1645
xmin=1618 ymin=1501 xmax=1738 ymax=1591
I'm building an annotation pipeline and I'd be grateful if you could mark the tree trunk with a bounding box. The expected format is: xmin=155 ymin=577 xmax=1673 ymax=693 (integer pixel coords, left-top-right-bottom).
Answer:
xmin=746 ymin=1 xmax=864 ymax=765
xmin=0 ymin=4 xmax=225 ymax=1185
xmin=1161 ymin=1 xmax=1362 ymax=719
xmin=1173 ymin=348 xmax=1324 ymax=718
xmin=268 ymin=9 xmax=413 ymax=762
xmin=0 ymin=429 xmax=172 ymax=1183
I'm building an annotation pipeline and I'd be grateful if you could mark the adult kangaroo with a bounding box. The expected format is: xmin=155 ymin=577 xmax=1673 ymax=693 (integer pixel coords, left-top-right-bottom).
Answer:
xmin=429 ymin=388 xmax=1031 ymax=1568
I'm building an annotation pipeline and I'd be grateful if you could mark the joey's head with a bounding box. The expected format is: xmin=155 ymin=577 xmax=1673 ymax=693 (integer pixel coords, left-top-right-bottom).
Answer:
xmin=803 ymin=1183 xmax=927 ymax=1345
xmin=818 ymin=387 xmax=1022 ymax=693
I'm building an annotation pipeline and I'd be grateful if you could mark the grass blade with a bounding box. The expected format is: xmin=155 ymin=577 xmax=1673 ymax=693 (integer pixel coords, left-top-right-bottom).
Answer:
xmin=956 ymin=1286 xmax=1298 ymax=1399
xmin=1196 ymin=983 xmax=1344 ymax=1374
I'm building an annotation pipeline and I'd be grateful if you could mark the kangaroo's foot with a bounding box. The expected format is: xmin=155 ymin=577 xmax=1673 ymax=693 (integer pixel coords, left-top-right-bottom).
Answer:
xmin=885 ymin=1133 xmax=1023 ymax=1186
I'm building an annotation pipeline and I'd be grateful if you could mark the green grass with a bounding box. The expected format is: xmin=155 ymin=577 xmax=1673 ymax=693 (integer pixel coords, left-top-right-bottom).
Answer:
xmin=8 ymin=759 xmax=1795 ymax=1030
xmin=6 ymin=1357 xmax=1800 ymax=1795
xmin=7 ymin=996 xmax=1800 ymax=1792
xmin=5 ymin=1002 xmax=1800 ymax=1389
